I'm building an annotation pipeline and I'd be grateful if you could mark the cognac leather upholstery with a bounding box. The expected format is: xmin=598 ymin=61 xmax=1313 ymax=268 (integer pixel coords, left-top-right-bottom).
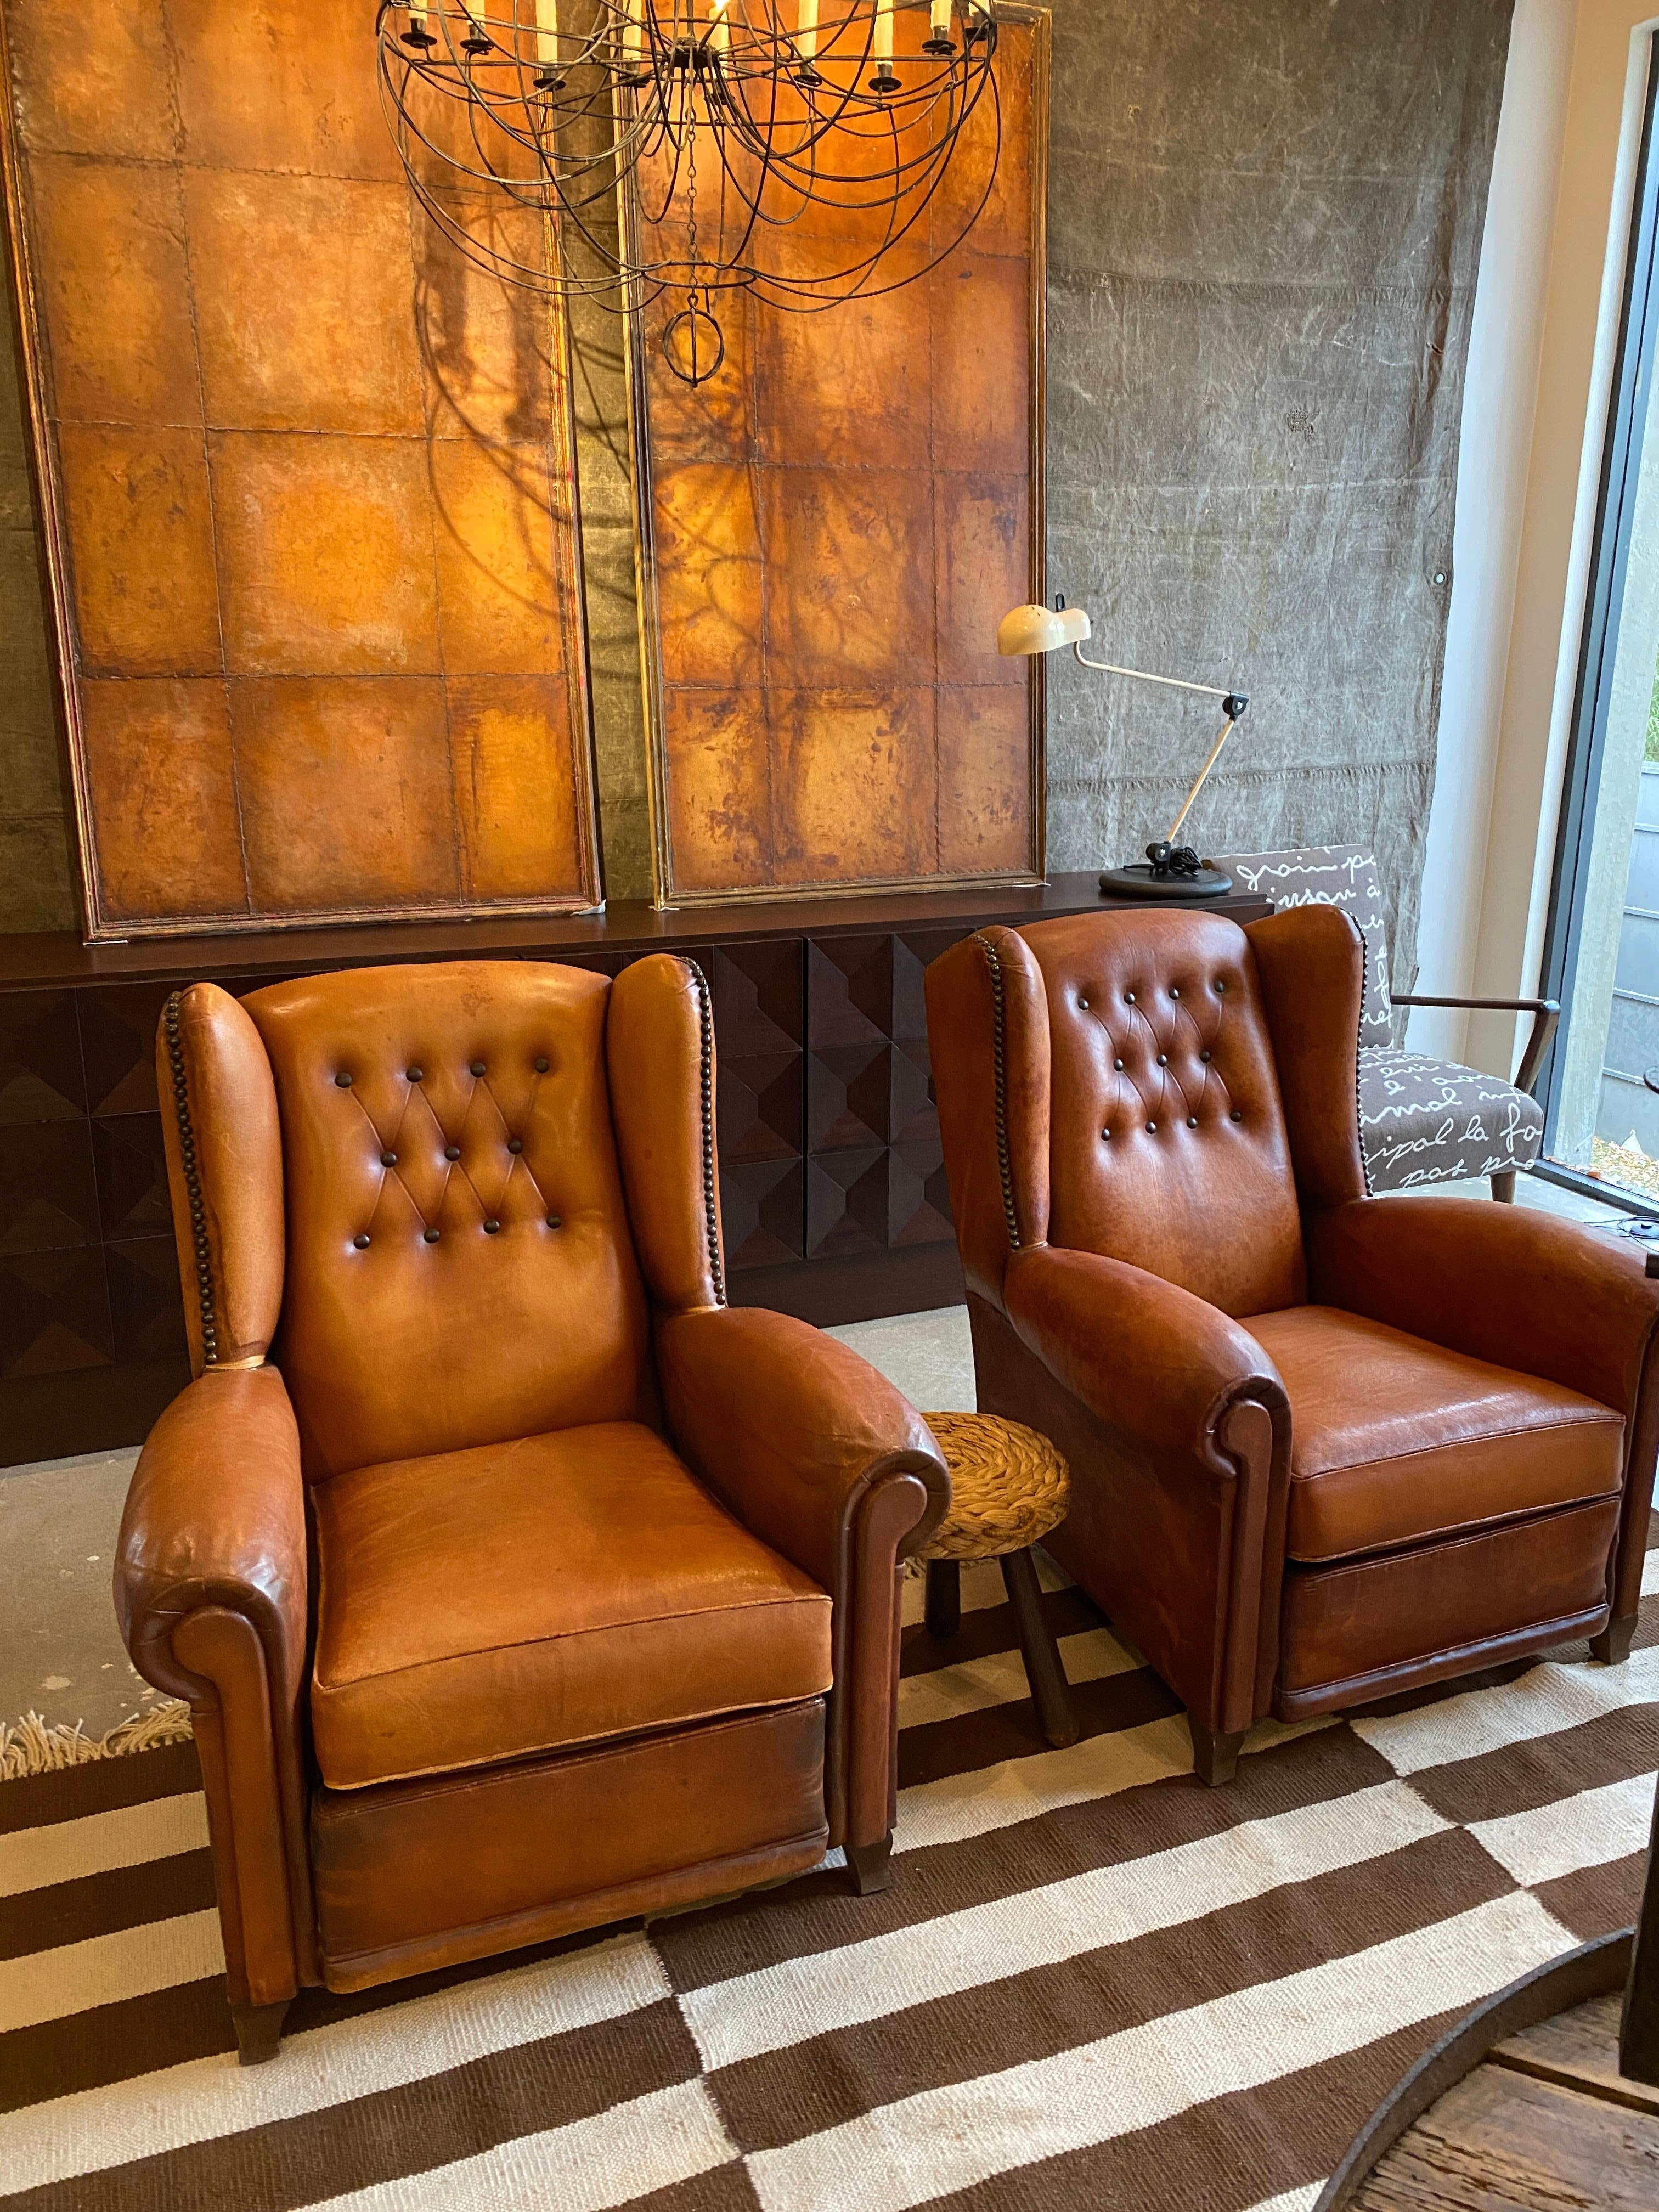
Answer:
xmin=118 ymin=957 xmax=946 ymax=2041
xmin=927 ymin=906 xmax=1659 ymax=1759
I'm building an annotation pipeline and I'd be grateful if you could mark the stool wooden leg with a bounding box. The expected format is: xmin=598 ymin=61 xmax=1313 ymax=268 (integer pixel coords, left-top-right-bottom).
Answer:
xmin=1188 ymin=1717 xmax=1245 ymax=1787
xmin=1000 ymin=1548 xmax=1079 ymax=1748
xmin=925 ymin=1559 xmax=961 ymax=1640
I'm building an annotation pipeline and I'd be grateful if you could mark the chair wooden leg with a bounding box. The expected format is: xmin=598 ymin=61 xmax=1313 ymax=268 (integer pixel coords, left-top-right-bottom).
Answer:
xmin=1000 ymin=1547 xmax=1080 ymax=1748
xmin=845 ymin=1836 xmax=893 ymax=1895
xmin=1189 ymin=1717 xmax=1246 ymax=1787
xmin=924 ymin=1558 xmax=961 ymax=1640
xmin=1490 ymin=1170 xmax=1517 ymax=1203
xmin=1593 ymin=1614 xmax=1638 ymax=1666
xmin=232 ymin=1998 xmax=290 ymax=2066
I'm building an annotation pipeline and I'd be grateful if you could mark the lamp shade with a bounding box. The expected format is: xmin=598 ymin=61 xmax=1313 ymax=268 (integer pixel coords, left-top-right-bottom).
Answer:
xmin=997 ymin=602 xmax=1093 ymax=656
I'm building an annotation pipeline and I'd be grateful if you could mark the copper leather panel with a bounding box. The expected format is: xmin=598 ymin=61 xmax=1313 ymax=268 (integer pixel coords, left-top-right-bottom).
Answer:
xmin=311 ymin=1420 xmax=831 ymax=1790
xmin=924 ymin=926 xmax=1052 ymax=1304
xmin=633 ymin=15 xmax=1043 ymax=899
xmin=1278 ymin=1496 xmax=1620 ymax=1707
xmin=1019 ymin=910 xmax=1307 ymax=1316
xmin=1244 ymin=905 xmax=1370 ymax=1214
xmin=1250 ymin=1305 xmax=1625 ymax=1564
xmin=158 ymin=983 xmax=285 ymax=1373
xmin=1 ymin=0 xmax=597 ymax=938
xmin=608 ymin=955 xmax=723 ymax=1314
xmin=311 ymin=1701 xmax=828 ymax=1988
xmin=244 ymin=961 xmax=653 ymax=1476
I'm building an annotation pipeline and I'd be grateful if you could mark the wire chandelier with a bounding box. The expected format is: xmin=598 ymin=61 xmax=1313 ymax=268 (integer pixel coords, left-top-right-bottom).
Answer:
xmin=376 ymin=0 xmax=1003 ymax=384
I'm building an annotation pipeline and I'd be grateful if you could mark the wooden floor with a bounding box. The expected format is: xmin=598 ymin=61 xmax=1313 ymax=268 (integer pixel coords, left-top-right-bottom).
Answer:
xmin=1355 ymin=1993 xmax=1659 ymax=2208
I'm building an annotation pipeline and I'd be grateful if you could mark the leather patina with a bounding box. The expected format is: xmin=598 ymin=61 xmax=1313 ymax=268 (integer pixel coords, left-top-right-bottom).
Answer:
xmin=927 ymin=904 xmax=1659 ymax=1751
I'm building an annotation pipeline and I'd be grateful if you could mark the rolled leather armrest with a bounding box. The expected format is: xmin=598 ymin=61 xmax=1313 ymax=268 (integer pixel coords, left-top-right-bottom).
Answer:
xmin=999 ymin=1245 xmax=1289 ymax=1736
xmin=655 ymin=1305 xmax=949 ymax=1590
xmin=656 ymin=1305 xmax=947 ymax=1856
xmin=115 ymin=1365 xmax=314 ymax=2002
xmin=1307 ymin=1197 xmax=1659 ymax=1417
xmin=1003 ymin=1244 xmax=1288 ymax=1472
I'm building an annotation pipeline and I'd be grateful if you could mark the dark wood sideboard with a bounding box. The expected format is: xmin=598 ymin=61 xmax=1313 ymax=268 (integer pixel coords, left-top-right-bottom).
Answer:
xmin=0 ymin=876 xmax=1270 ymax=1464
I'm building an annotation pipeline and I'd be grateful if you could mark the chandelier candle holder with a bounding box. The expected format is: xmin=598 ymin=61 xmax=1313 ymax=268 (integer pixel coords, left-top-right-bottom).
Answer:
xmin=376 ymin=0 xmax=1003 ymax=382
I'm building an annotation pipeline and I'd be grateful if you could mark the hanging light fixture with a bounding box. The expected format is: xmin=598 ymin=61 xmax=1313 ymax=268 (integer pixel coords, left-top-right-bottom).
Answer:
xmin=376 ymin=0 xmax=1003 ymax=385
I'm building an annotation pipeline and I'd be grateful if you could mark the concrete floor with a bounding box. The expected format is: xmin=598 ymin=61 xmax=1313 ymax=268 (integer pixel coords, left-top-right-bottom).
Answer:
xmin=0 ymin=1170 xmax=1634 ymax=1740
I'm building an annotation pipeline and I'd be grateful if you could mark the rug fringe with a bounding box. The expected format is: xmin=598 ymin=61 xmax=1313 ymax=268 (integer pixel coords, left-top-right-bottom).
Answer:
xmin=0 ymin=1701 xmax=193 ymax=1781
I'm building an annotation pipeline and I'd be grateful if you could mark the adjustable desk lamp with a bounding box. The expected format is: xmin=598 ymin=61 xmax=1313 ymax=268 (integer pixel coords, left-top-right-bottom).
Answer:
xmin=999 ymin=599 xmax=1249 ymax=899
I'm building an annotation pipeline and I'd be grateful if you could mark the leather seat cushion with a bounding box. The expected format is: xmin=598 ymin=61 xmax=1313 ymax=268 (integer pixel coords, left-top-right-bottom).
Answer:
xmin=1246 ymin=1306 xmax=1624 ymax=1565
xmin=311 ymin=1421 xmax=832 ymax=1789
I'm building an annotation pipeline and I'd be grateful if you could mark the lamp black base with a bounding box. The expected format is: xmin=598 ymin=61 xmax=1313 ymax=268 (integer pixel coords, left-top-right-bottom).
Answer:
xmin=1098 ymin=864 xmax=1234 ymax=900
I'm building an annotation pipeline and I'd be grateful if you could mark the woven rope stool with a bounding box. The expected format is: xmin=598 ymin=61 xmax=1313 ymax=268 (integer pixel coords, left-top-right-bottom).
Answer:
xmin=919 ymin=1412 xmax=1079 ymax=1749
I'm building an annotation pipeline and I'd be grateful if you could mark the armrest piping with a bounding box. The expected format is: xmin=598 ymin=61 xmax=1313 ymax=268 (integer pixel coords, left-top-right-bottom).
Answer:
xmin=973 ymin=930 xmax=1023 ymax=1252
xmin=684 ymin=958 xmax=727 ymax=1308
xmin=163 ymin=988 xmax=222 ymax=1367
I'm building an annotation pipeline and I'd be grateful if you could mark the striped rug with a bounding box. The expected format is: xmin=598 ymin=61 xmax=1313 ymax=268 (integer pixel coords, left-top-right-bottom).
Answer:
xmin=3 ymin=1549 xmax=1656 ymax=2211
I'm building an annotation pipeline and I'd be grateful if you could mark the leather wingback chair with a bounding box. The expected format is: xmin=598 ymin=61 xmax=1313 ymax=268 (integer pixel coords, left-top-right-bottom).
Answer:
xmin=116 ymin=957 xmax=946 ymax=2061
xmin=926 ymin=906 xmax=1659 ymax=1784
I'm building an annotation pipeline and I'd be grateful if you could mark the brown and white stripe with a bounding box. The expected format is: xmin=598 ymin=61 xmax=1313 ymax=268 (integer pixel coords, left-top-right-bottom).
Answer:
xmin=0 ymin=1551 xmax=1654 ymax=2211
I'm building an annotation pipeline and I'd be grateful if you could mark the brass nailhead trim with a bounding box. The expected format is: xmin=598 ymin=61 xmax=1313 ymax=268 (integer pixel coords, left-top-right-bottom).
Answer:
xmin=686 ymin=958 xmax=727 ymax=1307
xmin=163 ymin=990 xmax=218 ymax=1366
xmin=974 ymin=933 xmax=1022 ymax=1251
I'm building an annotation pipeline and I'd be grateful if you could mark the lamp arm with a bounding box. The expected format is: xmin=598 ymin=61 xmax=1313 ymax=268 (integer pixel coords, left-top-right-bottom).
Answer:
xmin=1070 ymin=644 xmax=1238 ymax=704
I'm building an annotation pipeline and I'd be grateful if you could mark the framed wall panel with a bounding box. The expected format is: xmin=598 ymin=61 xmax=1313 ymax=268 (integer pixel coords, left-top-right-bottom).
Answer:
xmin=0 ymin=0 xmax=601 ymax=939
xmin=625 ymin=3 xmax=1049 ymax=906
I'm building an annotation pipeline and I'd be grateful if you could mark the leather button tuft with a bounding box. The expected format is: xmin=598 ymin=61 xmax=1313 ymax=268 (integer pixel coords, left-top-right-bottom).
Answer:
xmin=1114 ymin=1057 xmax=1124 ymax=1070
xmin=546 ymin=1213 xmax=563 ymax=1229
xmin=380 ymin=1150 xmax=397 ymax=1167
xmin=1102 ymin=1128 xmax=1111 ymax=1141
xmin=334 ymin=1071 xmax=353 ymax=1088
xmin=353 ymin=1233 xmax=370 ymax=1249
xmin=470 ymin=1060 xmax=487 ymax=1077
xmin=1200 ymin=1050 xmax=1212 ymax=1063
xmin=1126 ymin=991 xmax=1136 ymax=1003
xmin=535 ymin=1057 xmax=550 ymax=1073
xmin=1187 ymin=1116 xmax=1198 ymax=1128
xmin=424 ymin=1227 xmax=441 ymax=1243
xmin=507 ymin=1138 xmax=523 ymax=1154
xmin=1147 ymin=1121 xmax=1157 ymax=1132
xmin=484 ymin=1220 xmax=501 ymax=1234
xmin=1157 ymin=1054 xmax=1168 ymax=1066
xmin=444 ymin=1145 xmax=461 ymax=1161
xmin=407 ymin=1066 xmax=424 ymax=1082
xmin=1215 ymin=981 xmax=1227 ymax=993
xmin=1170 ymin=987 xmax=1180 ymax=998
xmin=1078 ymin=996 xmax=1089 ymax=1010
xmin=1231 ymin=1109 xmax=1243 ymax=1122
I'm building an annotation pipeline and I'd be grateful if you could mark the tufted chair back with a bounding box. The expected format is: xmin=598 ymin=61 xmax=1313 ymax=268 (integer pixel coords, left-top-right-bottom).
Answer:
xmin=927 ymin=906 xmax=1370 ymax=1322
xmin=157 ymin=958 xmax=719 ymax=1479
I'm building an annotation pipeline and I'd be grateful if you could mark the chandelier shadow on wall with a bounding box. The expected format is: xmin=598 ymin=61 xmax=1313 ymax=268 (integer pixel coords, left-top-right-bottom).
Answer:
xmin=377 ymin=0 xmax=1002 ymax=383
